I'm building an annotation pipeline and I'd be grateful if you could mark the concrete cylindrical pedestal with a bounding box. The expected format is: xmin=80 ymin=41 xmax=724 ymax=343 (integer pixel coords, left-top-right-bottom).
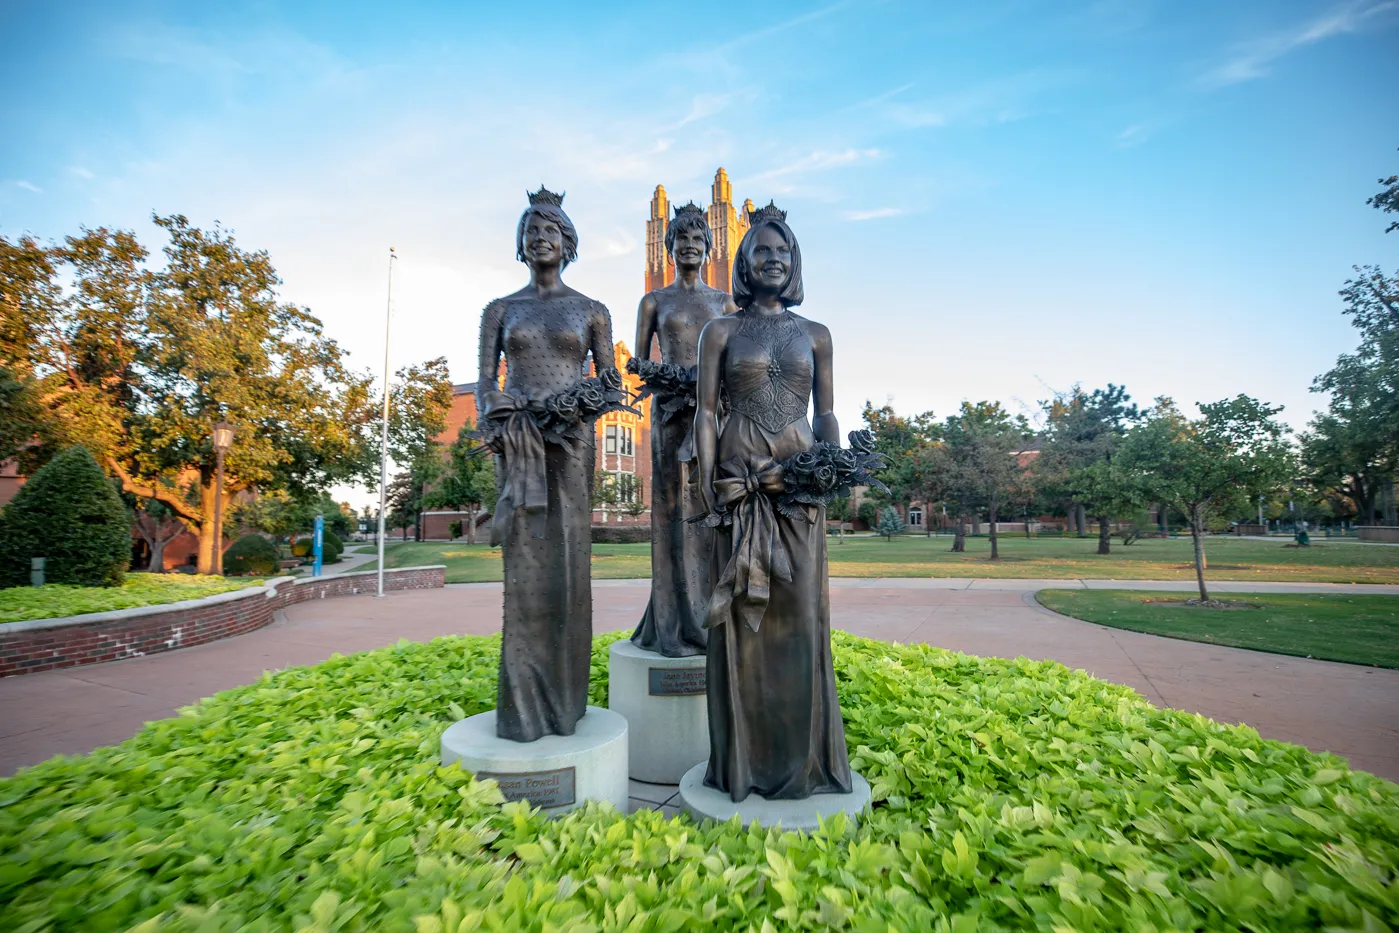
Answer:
xmin=440 ymin=706 xmax=628 ymax=816
xmin=678 ymin=763 xmax=872 ymax=831
xmin=608 ymin=640 xmax=709 ymax=784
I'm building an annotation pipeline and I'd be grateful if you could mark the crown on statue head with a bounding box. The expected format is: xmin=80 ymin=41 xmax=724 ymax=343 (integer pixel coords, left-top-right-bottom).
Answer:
xmin=747 ymin=200 xmax=787 ymax=225
xmin=673 ymin=200 xmax=706 ymax=220
xmin=527 ymin=186 xmax=565 ymax=207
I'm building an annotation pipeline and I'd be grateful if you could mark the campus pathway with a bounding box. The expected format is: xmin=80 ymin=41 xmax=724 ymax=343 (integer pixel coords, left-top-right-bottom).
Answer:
xmin=313 ymin=545 xmax=377 ymax=576
xmin=3 ymin=579 xmax=1397 ymax=791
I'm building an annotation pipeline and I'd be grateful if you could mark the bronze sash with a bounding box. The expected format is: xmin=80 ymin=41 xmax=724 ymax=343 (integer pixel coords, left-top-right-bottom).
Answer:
xmin=488 ymin=406 xmax=549 ymax=544
xmin=705 ymin=457 xmax=792 ymax=633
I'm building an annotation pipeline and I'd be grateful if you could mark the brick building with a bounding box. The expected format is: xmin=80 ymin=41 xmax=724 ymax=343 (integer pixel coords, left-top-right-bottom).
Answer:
xmin=0 ymin=459 xmax=22 ymax=507
xmin=420 ymin=341 xmax=653 ymax=540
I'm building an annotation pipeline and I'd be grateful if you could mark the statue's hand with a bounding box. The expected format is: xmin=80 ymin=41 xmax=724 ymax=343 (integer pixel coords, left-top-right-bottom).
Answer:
xmin=479 ymin=389 xmax=516 ymax=420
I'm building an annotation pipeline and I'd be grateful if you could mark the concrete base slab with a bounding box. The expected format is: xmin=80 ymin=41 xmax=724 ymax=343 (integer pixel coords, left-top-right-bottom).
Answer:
xmin=440 ymin=706 xmax=628 ymax=817
xmin=608 ymin=640 xmax=709 ymax=783
xmin=678 ymin=761 xmax=871 ymax=830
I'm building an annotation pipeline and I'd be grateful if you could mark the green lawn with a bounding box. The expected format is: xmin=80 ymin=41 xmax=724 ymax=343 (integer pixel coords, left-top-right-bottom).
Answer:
xmin=0 ymin=574 xmax=267 ymax=624
xmin=364 ymin=540 xmax=651 ymax=583
xmin=1037 ymin=588 xmax=1399 ymax=668
xmin=361 ymin=534 xmax=1399 ymax=585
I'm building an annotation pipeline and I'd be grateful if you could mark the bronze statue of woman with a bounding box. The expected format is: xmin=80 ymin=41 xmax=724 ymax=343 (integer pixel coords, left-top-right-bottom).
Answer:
xmin=693 ymin=204 xmax=852 ymax=801
xmin=630 ymin=202 xmax=737 ymax=657
xmin=477 ymin=188 xmax=623 ymax=742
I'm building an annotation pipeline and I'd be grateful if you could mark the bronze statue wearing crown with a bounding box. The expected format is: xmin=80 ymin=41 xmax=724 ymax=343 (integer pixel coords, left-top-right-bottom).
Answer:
xmin=628 ymin=202 xmax=738 ymax=658
xmin=475 ymin=186 xmax=625 ymax=742
xmin=689 ymin=201 xmax=855 ymax=802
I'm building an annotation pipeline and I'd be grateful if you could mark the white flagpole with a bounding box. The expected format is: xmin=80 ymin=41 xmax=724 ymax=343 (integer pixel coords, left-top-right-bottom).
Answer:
xmin=376 ymin=247 xmax=396 ymax=598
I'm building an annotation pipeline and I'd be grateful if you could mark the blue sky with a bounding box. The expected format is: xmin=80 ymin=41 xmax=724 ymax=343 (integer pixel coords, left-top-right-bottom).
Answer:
xmin=3 ymin=0 xmax=1396 ymax=503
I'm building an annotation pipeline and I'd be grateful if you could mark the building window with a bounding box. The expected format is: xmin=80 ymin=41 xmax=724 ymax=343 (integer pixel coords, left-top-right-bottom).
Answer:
xmin=604 ymin=425 xmax=618 ymax=454
xmin=620 ymin=427 xmax=633 ymax=456
xmin=908 ymin=508 xmax=923 ymax=527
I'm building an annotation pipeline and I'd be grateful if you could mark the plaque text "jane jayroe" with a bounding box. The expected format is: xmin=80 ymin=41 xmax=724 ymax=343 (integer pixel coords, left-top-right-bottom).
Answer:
xmin=648 ymin=667 xmax=706 ymax=696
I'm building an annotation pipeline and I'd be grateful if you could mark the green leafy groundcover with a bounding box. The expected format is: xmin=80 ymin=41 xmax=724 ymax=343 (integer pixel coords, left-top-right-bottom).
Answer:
xmin=2 ymin=633 xmax=1396 ymax=932
xmin=0 ymin=574 xmax=266 ymax=624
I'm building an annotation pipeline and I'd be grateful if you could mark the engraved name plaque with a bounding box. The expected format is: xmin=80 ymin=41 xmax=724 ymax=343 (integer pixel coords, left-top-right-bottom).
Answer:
xmin=475 ymin=766 xmax=576 ymax=809
xmin=648 ymin=666 xmax=707 ymax=696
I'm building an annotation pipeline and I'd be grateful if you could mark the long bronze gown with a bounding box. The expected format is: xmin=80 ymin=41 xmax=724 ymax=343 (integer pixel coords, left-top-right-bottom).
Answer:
xmin=478 ymin=295 xmax=615 ymax=742
xmin=703 ymin=309 xmax=852 ymax=800
xmin=631 ymin=386 xmax=711 ymax=657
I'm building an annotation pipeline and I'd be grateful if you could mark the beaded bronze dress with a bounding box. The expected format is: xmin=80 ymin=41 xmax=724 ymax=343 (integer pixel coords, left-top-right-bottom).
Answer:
xmin=477 ymin=294 xmax=616 ymax=742
xmin=703 ymin=309 xmax=852 ymax=800
xmin=631 ymin=298 xmax=727 ymax=658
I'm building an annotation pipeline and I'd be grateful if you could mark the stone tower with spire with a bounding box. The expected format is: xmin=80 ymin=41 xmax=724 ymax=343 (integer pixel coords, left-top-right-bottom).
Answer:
xmin=644 ymin=168 xmax=753 ymax=294
xmin=644 ymin=184 xmax=673 ymax=294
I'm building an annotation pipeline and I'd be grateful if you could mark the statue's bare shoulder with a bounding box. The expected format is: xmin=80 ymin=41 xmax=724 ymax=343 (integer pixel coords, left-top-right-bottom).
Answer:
xmin=791 ymin=312 xmax=831 ymax=349
xmin=700 ymin=312 xmax=742 ymax=342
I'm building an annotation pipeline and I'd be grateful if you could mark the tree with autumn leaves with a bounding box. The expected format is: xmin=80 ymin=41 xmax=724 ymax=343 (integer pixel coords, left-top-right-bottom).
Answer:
xmin=0 ymin=216 xmax=450 ymax=574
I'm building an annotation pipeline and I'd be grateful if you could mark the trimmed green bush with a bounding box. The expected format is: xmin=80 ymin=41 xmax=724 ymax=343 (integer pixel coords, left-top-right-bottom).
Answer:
xmin=292 ymin=530 xmax=343 ymax=563
xmin=323 ymin=529 xmax=344 ymax=563
xmin=2 ymin=632 xmax=1395 ymax=931
xmin=590 ymin=524 xmax=649 ymax=543
xmin=0 ymin=445 xmax=130 ymax=588
xmin=222 ymin=534 xmax=279 ymax=576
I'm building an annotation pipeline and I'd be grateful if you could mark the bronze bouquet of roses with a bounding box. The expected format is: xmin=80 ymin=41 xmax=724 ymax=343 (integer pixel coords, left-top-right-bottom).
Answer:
xmin=775 ymin=429 xmax=889 ymax=521
xmin=625 ymin=357 xmax=697 ymax=425
xmin=476 ymin=367 xmax=637 ymax=451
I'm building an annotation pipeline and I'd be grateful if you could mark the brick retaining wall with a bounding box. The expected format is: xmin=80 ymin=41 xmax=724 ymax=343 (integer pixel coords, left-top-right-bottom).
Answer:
xmin=0 ymin=566 xmax=445 ymax=678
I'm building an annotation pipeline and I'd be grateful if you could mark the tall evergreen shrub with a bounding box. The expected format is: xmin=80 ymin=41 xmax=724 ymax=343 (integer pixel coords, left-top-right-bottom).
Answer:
xmin=0 ymin=446 xmax=131 ymax=587
xmin=877 ymin=506 xmax=905 ymax=541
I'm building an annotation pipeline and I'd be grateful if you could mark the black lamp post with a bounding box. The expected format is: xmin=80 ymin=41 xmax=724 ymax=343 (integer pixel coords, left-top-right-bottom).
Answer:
xmin=212 ymin=420 xmax=235 ymax=575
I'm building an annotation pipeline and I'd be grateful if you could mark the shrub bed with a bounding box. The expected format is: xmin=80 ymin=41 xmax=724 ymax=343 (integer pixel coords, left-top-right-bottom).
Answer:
xmin=2 ymin=633 xmax=1395 ymax=931
xmin=590 ymin=524 xmax=650 ymax=544
xmin=0 ymin=573 xmax=263 ymax=624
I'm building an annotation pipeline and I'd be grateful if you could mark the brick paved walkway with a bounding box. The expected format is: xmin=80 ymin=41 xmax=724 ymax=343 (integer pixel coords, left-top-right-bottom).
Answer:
xmin=3 ymin=579 xmax=1396 ymax=789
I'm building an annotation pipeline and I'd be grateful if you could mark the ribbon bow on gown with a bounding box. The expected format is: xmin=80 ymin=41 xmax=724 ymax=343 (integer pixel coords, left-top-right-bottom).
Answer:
xmin=705 ymin=457 xmax=794 ymax=634
xmin=487 ymin=401 xmax=549 ymax=545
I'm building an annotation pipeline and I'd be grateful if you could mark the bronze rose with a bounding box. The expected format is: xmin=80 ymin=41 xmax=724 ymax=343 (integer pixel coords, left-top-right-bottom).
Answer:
xmin=599 ymin=367 xmax=624 ymax=391
xmin=848 ymin=429 xmax=876 ymax=454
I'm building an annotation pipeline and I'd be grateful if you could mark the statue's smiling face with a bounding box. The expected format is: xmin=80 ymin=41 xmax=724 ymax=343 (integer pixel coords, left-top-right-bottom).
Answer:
xmin=750 ymin=226 xmax=791 ymax=291
xmin=672 ymin=227 xmax=707 ymax=267
xmin=524 ymin=213 xmax=564 ymax=265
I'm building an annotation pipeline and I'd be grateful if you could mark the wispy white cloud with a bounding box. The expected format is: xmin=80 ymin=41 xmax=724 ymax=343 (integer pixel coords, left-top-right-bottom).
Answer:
xmin=1200 ymin=0 xmax=1399 ymax=88
xmin=842 ymin=207 xmax=905 ymax=221
xmin=103 ymin=19 xmax=365 ymax=96
xmin=862 ymin=72 xmax=1067 ymax=131
xmin=14 ymin=180 xmax=42 ymax=194
xmin=1068 ymin=0 xmax=1153 ymax=37
xmin=1113 ymin=122 xmax=1156 ymax=148
xmin=751 ymin=148 xmax=882 ymax=182
xmin=67 ymin=166 xmax=95 ymax=180
xmin=660 ymin=92 xmax=749 ymax=132
xmin=716 ymin=0 xmax=857 ymax=53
